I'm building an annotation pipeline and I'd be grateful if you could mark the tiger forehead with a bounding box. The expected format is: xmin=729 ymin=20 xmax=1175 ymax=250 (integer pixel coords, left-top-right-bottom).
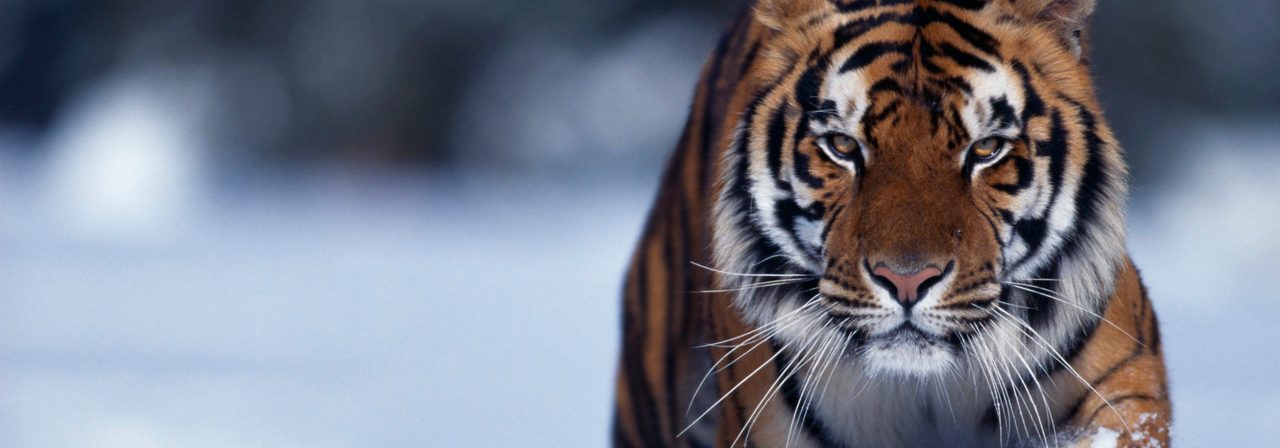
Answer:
xmin=811 ymin=64 xmax=1023 ymax=148
xmin=823 ymin=65 xmax=1022 ymax=114
xmin=788 ymin=6 xmax=1022 ymax=116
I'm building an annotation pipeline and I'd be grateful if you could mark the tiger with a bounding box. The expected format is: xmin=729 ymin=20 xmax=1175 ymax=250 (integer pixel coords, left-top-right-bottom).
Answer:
xmin=612 ymin=0 xmax=1171 ymax=446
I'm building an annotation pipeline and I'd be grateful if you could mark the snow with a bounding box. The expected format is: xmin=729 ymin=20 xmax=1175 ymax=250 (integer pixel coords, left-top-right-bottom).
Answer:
xmin=1127 ymin=413 xmax=1167 ymax=448
xmin=1090 ymin=427 xmax=1120 ymax=448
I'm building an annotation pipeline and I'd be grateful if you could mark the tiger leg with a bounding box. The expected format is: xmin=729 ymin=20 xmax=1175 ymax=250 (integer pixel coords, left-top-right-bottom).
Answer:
xmin=1062 ymin=259 xmax=1172 ymax=447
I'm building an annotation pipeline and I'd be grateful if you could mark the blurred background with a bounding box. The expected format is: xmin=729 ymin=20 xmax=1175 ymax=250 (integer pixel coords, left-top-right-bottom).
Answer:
xmin=0 ymin=0 xmax=1276 ymax=446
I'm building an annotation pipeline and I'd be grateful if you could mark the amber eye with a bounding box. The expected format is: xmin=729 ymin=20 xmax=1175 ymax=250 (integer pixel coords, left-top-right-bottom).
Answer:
xmin=821 ymin=133 xmax=860 ymax=158
xmin=969 ymin=137 xmax=1006 ymax=161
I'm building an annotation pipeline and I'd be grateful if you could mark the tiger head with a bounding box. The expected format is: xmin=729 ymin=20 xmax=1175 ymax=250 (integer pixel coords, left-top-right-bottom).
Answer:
xmin=713 ymin=0 xmax=1127 ymax=377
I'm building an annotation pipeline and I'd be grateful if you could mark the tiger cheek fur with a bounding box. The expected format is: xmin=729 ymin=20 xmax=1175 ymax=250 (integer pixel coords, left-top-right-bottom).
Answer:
xmin=613 ymin=1 xmax=1172 ymax=447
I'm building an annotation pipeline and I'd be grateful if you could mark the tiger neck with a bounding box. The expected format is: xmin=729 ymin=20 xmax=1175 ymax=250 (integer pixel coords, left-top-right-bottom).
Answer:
xmin=779 ymin=360 xmax=999 ymax=448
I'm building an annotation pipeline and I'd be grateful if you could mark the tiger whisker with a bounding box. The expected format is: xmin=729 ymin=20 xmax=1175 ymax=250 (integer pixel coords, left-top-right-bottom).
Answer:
xmin=975 ymin=322 xmax=1023 ymax=446
xmin=758 ymin=317 xmax=836 ymax=446
xmin=1001 ymin=282 xmax=1142 ymax=346
xmin=805 ymin=330 xmax=847 ymax=435
xmin=736 ymin=326 xmax=813 ymax=446
xmin=990 ymin=311 xmax=1053 ymax=446
xmin=704 ymin=307 xmax=811 ymax=376
xmin=788 ymin=325 xmax=845 ymax=447
xmin=818 ymin=318 xmax=854 ymax=408
xmin=694 ymin=294 xmax=822 ymax=349
xmin=963 ymin=330 xmax=1008 ymax=445
xmin=932 ymin=363 xmax=957 ymax=427
xmin=988 ymin=306 xmax=1133 ymax=435
xmin=969 ymin=333 xmax=1007 ymax=446
xmin=1010 ymin=324 xmax=1061 ymax=444
xmin=752 ymin=253 xmax=794 ymax=268
xmin=694 ymin=277 xmax=811 ymax=294
xmin=980 ymin=330 xmax=1031 ymax=440
xmin=686 ymin=296 xmax=824 ymax=417
xmin=736 ymin=323 xmax=825 ymax=448
xmin=984 ymin=310 xmax=1063 ymax=442
xmin=690 ymin=261 xmax=814 ymax=278
xmin=787 ymin=329 xmax=837 ymax=447
xmin=996 ymin=300 xmax=1034 ymax=311
xmin=677 ymin=333 xmax=800 ymax=438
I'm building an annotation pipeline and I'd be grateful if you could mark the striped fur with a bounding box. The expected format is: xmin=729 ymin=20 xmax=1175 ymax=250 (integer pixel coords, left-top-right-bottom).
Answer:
xmin=613 ymin=1 xmax=1170 ymax=446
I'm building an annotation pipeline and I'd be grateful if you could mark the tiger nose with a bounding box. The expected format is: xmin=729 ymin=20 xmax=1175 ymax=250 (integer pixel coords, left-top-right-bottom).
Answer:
xmin=869 ymin=263 xmax=946 ymax=306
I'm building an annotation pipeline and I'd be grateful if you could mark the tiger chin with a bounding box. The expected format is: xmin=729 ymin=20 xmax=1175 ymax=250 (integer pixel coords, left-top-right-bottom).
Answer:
xmin=613 ymin=1 xmax=1171 ymax=447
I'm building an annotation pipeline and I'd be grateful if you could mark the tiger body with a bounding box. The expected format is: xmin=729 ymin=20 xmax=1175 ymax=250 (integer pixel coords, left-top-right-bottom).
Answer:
xmin=613 ymin=1 xmax=1170 ymax=447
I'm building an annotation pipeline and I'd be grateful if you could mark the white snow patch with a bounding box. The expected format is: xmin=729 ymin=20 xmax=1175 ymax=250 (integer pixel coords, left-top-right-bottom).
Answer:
xmin=1090 ymin=427 xmax=1121 ymax=448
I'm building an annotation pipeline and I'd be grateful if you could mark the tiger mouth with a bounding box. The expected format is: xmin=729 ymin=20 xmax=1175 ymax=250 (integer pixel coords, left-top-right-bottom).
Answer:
xmin=862 ymin=324 xmax=966 ymax=351
xmin=869 ymin=325 xmax=934 ymax=344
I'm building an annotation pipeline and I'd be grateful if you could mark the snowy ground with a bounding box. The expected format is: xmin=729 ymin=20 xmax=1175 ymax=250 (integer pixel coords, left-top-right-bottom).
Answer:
xmin=1 ymin=128 xmax=1278 ymax=447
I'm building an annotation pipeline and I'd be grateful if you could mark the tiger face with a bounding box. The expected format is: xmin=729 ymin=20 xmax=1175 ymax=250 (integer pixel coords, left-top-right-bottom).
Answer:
xmin=714 ymin=0 xmax=1127 ymax=378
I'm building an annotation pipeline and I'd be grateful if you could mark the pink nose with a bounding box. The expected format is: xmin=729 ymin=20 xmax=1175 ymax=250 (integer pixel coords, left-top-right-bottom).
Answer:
xmin=871 ymin=265 xmax=944 ymax=304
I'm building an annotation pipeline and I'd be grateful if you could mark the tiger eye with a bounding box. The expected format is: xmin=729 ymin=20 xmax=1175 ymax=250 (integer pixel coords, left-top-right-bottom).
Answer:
xmin=827 ymin=134 xmax=858 ymax=156
xmin=971 ymin=137 xmax=1002 ymax=159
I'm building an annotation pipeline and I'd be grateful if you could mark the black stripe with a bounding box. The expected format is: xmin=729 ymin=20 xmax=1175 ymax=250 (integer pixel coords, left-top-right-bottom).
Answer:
xmin=741 ymin=41 xmax=761 ymax=76
xmin=935 ymin=0 xmax=989 ymax=11
xmin=626 ymin=251 xmax=662 ymax=443
xmin=1012 ymin=61 xmax=1045 ymax=122
xmin=935 ymin=75 xmax=973 ymax=95
xmin=833 ymin=10 xmax=914 ymax=48
xmin=839 ymin=41 xmax=911 ymax=73
xmin=793 ymin=149 xmax=826 ymax=189
xmin=1013 ymin=218 xmax=1049 ymax=255
xmin=666 ymin=200 xmax=688 ymax=436
xmin=1022 ymin=263 xmax=1060 ymax=337
xmin=936 ymin=41 xmax=995 ymax=71
xmin=914 ymin=35 xmax=943 ymax=75
xmin=1084 ymin=393 xmax=1159 ymax=425
xmin=920 ymin=7 xmax=1000 ymax=56
xmin=821 ymin=205 xmax=843 ymax=242
xmin=1062 ymin=97 xmax=1111 ymax=242
xmin=977 ymin=203 xmax=1003 ymax=250
xmin=1038 ymin=110 xmax=1068 ymax=210
xmin=1089 ymin=343 xmax=1145 ymax=395
xmin=795 ymin=57 xmax=829 ymax=112
xmin=766 ymin=105 xmax=791 ymax=186
xmin=991 ymin=155 xmax=1033 ymax=194
xmin=988 ymin=95 xmax=1018 ymax=129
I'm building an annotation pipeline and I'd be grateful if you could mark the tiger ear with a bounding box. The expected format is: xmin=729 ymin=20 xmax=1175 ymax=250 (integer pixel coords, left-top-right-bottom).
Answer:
xmin=1011 ymin=0 xmax=1098 ymax=57
xmin=754 ymin=0 xmax=829 ymax=31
